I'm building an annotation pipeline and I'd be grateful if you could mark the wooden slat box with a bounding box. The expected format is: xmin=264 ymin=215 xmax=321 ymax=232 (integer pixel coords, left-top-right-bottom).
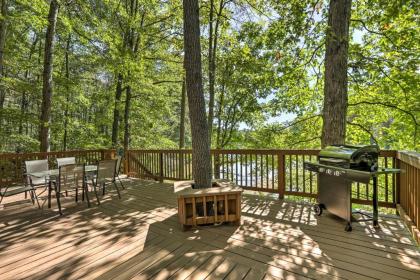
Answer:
xmin=174 ymin=179 xmax=243 ymax=230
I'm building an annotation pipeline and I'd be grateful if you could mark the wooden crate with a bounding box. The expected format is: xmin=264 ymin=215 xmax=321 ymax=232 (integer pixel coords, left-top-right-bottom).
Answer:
xmin=174 ymin=179 xmax=242 ymax=230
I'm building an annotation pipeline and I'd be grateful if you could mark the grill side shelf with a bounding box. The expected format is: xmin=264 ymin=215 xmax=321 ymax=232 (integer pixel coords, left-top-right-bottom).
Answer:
xmin=303 ymin=162 xmax=371 ymax=184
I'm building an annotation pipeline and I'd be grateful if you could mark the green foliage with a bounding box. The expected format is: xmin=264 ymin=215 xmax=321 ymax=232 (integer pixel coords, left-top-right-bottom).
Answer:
xmin=0 ymin=0 xmax=417 ymax=152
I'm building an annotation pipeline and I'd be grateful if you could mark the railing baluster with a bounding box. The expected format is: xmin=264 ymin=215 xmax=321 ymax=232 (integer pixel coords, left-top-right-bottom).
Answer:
xmin=302 ymin=155 xmax=306 ymax=193
xmin=289 ymin=155 xmax=292 ymax=191
xmin=254 ymin=154 xmax=257 ymax=188
xmin=260 ymin=154 xmax=263 ymax=189
xmin=309 ymin=155 xmax=313 ymax=194
xmin=271 ymin=154 xmax=274 ymax=190
xmin=235 ymin=154 xmax=238 ymax=185
xmin=245 ymin=154 xmax=248 ymax=187
xmin=240 ymin=153 xmax=243 ymax=187
xmin=295 ymin=154 xmax=299 ymax=192
xmin=385 ymin=157 xmax=389 ymax=202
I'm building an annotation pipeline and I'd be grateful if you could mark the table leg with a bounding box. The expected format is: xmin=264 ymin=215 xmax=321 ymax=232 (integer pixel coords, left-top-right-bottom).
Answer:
xmin=48 ymin=181 xmax=52 ymax=208
xmin=372 ymin=176 xmax=379 ymax=227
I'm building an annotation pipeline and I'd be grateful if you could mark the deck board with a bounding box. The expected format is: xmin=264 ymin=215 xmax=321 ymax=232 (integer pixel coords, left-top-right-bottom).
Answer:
xmin=0 ymin=179 xmax=419 ymax=280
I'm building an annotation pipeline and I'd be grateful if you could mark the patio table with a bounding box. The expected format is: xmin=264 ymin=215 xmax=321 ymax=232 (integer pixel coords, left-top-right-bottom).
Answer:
xmin=27 ymin=165 xmax=97 ymax=178
xmin=27 ymin=165 xmax=97 ymax=208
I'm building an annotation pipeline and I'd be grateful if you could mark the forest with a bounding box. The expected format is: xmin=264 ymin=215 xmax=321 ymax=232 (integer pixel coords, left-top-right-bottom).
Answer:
xmin=0 ymin=0 xmax=418 ymax=153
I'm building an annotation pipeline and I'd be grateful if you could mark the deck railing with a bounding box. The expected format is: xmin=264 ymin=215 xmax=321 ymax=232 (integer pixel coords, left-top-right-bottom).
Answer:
xmin=126 ymin=149 xmax=398 ymax=207
xmin=396 ymin=151 xmax=420 ymax=242
xmin=0 ymin=149 xmax=115 ymax=186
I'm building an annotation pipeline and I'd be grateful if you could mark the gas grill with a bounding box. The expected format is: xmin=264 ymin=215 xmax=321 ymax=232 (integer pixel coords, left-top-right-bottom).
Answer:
xmin=304 ymin=144 xmax=400 ymax=231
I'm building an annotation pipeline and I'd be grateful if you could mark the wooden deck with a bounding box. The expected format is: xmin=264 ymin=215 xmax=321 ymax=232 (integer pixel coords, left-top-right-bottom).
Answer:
xmin=0 ymin=179 xmax=419 ymax=280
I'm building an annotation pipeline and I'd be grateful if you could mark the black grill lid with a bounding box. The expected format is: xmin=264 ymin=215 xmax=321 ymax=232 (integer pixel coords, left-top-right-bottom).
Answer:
xmin=319 ymin=144 xmax=379 ymax=161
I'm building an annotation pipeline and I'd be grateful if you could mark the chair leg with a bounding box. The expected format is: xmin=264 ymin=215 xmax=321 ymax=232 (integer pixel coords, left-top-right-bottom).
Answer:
xmin=118 ymin=177 xmax=125 ymax=189
xmin=55 ymin=185 xmax=62 ymax=215
xmin=93 ymin=183 xmax=100 ymax=205
xmin=32 ymin=188 xmax=41 ymax=209
xmin=25 ymin=191 xmax=27 ymax=199
xmin=75 ymin=188 xmax=78 ymax=202
xmin=29 ymin=191 xmax=35 ymax=204
xmin=84 ymin=182 xmax=91 ymax=208
xmin=48 ymin=182 xmax=52 ymax=208
xmin=113 ymin=181 xmax=121 ymax=199
xmin=102 ymin=183 xmax=105 ymax=196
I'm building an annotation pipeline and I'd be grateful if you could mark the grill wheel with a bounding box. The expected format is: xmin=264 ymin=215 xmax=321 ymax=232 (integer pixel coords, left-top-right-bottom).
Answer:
xmin=314 ymin=204 xmax=324 ymax=216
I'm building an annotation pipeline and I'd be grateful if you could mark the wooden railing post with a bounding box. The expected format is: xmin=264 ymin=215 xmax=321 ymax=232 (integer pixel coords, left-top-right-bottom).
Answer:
xmin=278 ymin=152 xmax=285 ymax=199
xmin=124 ymin=150 xmax=130 ymax=175
xmin=102 ymin=149 xmax=114 ymax=160
xmin=159 ymin=152 xmax=164 ymax=182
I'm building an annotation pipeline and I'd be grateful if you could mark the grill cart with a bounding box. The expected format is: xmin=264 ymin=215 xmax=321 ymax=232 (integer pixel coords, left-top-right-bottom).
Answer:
xmin=304 ymin=145 xmax=400 ymax=232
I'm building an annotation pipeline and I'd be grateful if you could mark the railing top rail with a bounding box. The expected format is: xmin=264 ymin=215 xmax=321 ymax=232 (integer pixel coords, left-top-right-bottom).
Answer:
xmin=128 ymin=149 xmax=397 ymax=156
xmin=128 ymin=149 xmax=321 ymax=152
xmin=0 ymin=149 xmax=110 ymax=158
xmin=397 ymin=151 xmax=420 ymax=169
xmin=0 ymin=148 xmax=399 ymax=158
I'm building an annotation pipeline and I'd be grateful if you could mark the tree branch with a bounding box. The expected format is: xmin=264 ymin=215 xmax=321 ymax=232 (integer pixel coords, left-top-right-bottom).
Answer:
xmin=347 ymin=121 xmax=378 ymax=144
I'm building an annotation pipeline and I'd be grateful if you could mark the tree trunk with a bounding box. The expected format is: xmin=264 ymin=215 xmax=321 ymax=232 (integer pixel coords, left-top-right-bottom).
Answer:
xmin=63 ymin=35 xmax=71 ymax=151
xmin=0 ymin=0 xmax=8 ymax=117
xmin=123 ymin=85 xmax=131 ymax=152
xmin=19 ymin=35 xmax=38 ymax=138
xmin=214 ymin=83 xmax=225 ymax=179
xmin=321 ymin=0 xmax=352 ymax=147
xmin=39 ymin=0 xmax=59 ymax=152
xmin=207 ymin=0 xmax=214 ymax=145
xmin=111 ymin=73 xmax=123 ymax=147
xmin=179 ymin=77 xmax=186 ymax=149
xmin=183 ymin=0 xmax=212 ymax=189
xmin=179 ymin=78 xmax=186 ymax=179
xmin=207 ymin=0 xmax=223 ymax=146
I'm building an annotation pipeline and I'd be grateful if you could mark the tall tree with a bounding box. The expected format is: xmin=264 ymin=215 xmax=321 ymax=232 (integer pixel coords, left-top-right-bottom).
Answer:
xmin=207 ymin=0 xmax=225 ymax=146
xmin=183 ymin=0 xmax=212 ymax=188
xmin=179 ymin=77 xmax=186 ymax=149
xmin=321 ymin=0 xmax=352 ymax=147
xmin=111 ymin=73 xmax=123 ymax=148
xmin=123 ymin=84 xmax=131 ymax=151
xmin=39 ymin=0 xmax=59 ymax=152
xmin=0 ymin=0 xmax=7 ymax=112
xmin=63 ymin=35 xmax=71 ymax=151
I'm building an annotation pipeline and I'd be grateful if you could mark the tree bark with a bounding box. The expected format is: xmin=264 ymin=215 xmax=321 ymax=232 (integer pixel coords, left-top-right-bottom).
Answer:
xmin=39 ymin=0 xmax=59 ymax=152
xmin=179 ymin=78 xmax=186 ymax=179
xmin=207 ymin=0 xmax=214 ymax=145
xmin=179 ymin=77 xmax=186 ymax=149
xmin=111 ymin=73 xmax=123 ymax=147
xmin=19 ymin=34 xmax=38 ymax=138
xmin=0 ymin=0 xmax=7 ymax=115
xmin=207 ymin=0 xmax=223 ymax=146
xmin=321 ymin=0 xmax=352 ymax=147
xmin=123 ymin=85 xmax=131 ymax=152
xmin=63 ymin=35 xmax=71 ymax=151
xmin=183 ymin=0 xmax=212 ymax=188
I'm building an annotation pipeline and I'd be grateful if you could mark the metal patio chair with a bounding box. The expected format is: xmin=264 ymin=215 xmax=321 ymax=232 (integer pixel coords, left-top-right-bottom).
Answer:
xmin=0 ymin=183 xmax=39 ymax=208
xmin=95 ymin=159 xmax=121 ymax=202
xmin=24 ymin=159 xmax=49 ymax=206
xmin=53 ymin=163 xmax=89 ymax=215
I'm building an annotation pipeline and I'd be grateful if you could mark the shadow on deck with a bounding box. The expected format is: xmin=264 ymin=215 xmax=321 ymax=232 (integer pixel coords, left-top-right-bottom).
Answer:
xmin=0 ymin=179 xmax=419 ymax=280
